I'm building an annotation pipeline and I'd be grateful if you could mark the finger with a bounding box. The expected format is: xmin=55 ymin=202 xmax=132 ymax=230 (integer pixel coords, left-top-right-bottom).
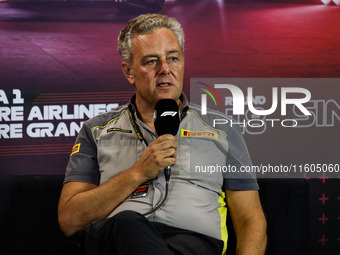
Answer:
xmin=164 ymin=156 xmax=176 ymax=167
xmin=157 ymin=136 xmax=178 ymax=150
xmin=159 ymin=147 xmax=177 ymax=159
xmin=156 ymin=134 xmax=177 ymax=142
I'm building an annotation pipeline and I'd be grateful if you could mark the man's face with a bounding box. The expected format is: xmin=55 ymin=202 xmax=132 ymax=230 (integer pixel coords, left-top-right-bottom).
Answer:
xmin=123 ymin=27 xmax=184 ymax=108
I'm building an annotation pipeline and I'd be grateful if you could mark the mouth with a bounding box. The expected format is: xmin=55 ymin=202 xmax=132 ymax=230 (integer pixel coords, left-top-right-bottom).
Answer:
xmin=157 ymin=82 xmax=172 ymax=87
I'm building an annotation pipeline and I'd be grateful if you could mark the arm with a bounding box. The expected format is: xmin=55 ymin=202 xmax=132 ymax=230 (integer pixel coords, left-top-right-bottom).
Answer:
xmin=226 ymin=190 xmax=267 ymax=255
xmin=58 ymin=134 xmax=177 ymax=237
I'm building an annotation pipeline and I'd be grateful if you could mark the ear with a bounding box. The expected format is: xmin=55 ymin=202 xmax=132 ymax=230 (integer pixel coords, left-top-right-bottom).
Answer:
xmin=122 ymin=62 xmax=135 ymax=86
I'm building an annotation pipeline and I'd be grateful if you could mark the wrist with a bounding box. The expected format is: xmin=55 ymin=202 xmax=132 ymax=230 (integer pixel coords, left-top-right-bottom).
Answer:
xmin=127 ymin=165 xmax=149 ymax=185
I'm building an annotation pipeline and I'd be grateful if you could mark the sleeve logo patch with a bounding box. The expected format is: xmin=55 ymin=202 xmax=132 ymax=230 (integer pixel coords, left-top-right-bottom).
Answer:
xmin=70 ymin=143 xmax=81 ymax=156
xmin=180 ymin=129 xmax=218 ymax=139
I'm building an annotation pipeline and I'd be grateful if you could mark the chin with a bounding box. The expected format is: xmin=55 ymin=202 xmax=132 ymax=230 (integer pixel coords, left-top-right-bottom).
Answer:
xmin=156 ymin=93 xmax=177 ymax=101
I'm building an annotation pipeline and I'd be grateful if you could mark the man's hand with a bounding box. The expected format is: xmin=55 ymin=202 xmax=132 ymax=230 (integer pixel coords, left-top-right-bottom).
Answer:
xmin=134 ymin=134 xmax=177 ymax=182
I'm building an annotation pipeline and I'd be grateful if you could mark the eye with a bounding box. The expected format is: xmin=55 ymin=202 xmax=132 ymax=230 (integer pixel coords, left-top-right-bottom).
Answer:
xmin=146 ymin=59 xmax=157 ymax=65
xmin=169 ymin=56 xmax=178 ymax=62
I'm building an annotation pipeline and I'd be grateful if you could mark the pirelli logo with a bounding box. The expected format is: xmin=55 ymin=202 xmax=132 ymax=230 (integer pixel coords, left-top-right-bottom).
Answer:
xmin=70 ymin=143 xmax=81 ymax=156
xmin=180 ymin=129 xmax=218 ymax=139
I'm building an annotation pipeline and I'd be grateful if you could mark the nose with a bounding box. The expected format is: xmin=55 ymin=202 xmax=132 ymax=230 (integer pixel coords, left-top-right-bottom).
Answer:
xmin=158 ymin=59 xmax=170 ymax=75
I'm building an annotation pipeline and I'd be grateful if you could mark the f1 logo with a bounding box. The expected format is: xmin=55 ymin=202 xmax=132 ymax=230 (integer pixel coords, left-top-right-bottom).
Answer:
xmin=160 ymin=111 xmax=178 ymax=117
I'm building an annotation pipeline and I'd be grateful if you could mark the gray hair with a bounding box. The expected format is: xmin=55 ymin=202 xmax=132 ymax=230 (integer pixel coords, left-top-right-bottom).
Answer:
xmin=118 ymin=14 xmax=184 ymax=63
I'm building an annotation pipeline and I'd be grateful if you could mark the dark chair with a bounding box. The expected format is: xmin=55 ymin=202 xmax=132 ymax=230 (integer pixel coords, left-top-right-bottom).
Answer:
xmin=0 ymin=175 xmax=67 ymax=255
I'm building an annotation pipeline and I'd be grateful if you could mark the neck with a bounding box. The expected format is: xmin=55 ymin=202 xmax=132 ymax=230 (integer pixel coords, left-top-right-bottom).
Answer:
xmin=135 ymin=98 xmax=156 ymax=132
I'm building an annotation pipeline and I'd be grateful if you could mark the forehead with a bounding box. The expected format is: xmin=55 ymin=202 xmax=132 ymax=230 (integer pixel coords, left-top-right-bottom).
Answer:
xmin=131 ymin=27 xmax=182 ymax=56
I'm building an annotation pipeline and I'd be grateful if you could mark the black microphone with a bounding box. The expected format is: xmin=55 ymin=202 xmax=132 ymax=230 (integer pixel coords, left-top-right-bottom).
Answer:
xmin=154 ymin=99 xmax=180 ymax=182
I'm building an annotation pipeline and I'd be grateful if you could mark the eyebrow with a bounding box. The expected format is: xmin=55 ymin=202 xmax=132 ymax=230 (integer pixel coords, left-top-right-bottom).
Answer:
xmin=167 ymin=50 xmax=181 ymax=55
xmin=142 ymin=54 xmax=158 ymax=60
xmin=141 ymin=50 xmax=182 ymax=62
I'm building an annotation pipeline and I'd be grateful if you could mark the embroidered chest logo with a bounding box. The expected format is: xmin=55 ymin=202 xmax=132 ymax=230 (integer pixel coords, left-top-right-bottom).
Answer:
xmin=107 ymin=128 xmax=133 ymax=134
xmin=180 ymin=129 xmax=218 ymax=139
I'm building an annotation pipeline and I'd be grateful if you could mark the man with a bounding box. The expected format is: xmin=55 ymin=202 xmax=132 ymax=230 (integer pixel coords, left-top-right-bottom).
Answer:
xmin=58 ymin=14 xmax=267 ymax=255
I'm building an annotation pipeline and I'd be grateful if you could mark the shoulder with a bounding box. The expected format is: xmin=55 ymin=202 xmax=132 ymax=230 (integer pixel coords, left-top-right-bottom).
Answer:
xmin=83 ymin=103 xmax=130 ymax=131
